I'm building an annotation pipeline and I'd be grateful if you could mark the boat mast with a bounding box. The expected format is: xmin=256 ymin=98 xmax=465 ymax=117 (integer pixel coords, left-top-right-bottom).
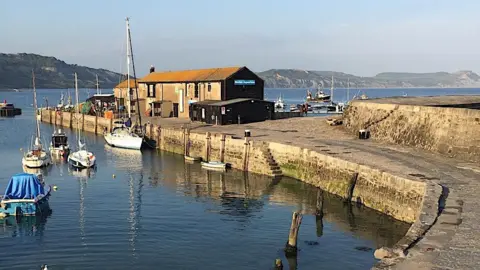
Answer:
xmin=75 ymin=72 xmax=81 ymax=148
xmin=330 ymin=75 xmax=334 ymax=103
xmin=127 ymin=17 xmax=142 ymax=128
xmin=126 ymin=17 xmax=132 ymax=119
xmin=347 ymin=78 xmax=350 ymax=101
xmin=96 ymin=74 xmax=100 ymax=95
xmin=32 ymin=70 xmax=41 ymax=141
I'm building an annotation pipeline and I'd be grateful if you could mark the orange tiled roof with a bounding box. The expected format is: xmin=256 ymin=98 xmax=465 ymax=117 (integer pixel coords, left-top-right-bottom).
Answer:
xmin=139 ymin=67 xmax=243 ymax=83
xmin=114 ymin=79 xmax=139 ymax=89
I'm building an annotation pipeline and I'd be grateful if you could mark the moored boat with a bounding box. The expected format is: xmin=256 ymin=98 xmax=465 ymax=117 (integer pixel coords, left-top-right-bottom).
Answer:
xmin=49 ymin=128 xmax=70 ymax=157
xmin=0 ymin=173 xmax=52 ymax=217
xmin=68 ymin=73 xmax=96 ymax=169
xmin=104 ymin=126 xmax=143 ymax=150
xmin=201 ymin=161 xmax=227 ymax=171
xmin=22 ymin=71 xmax=51 ymax=168
xmin=185 ymin=155 xmax=202 ymax=162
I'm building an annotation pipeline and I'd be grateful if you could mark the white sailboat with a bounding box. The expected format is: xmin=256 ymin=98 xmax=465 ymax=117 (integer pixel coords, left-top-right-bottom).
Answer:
xmin=104 ymin=17 xmax=143 ymax=150
xmin=68 ymin=73 xmax=97 ymax=168
xmin=22 ymin=71 xmax=51 ymax=168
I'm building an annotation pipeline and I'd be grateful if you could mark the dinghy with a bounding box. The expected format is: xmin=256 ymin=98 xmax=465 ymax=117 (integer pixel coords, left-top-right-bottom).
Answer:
xmin=201 ymin=161 xmax=227 ymax=171
xmin=0 ymin=173 xmax=51 ymax=216
xmin=185 ymin=156 xmax=202 ymax=162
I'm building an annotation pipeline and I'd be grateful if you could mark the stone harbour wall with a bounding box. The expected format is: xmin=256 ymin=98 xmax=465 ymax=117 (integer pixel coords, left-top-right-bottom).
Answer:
xmin=41 ymin=109 xmax=426 ymax=223
xmin=344 ymin=100 xmax=480 ymax=163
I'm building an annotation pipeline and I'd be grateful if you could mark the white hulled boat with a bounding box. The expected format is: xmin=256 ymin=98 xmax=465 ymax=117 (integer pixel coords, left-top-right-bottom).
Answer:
xmin=49 ymin=128 xmax=70 ymax=157
xmin=68 ymin=73 xmax=96 ymax=169
xmin=103 ymin=17 xmax=143 ymax=150
xmin=22 ymin=71 xmax=51 ymax=168
xmin=274 ymin=94 xmax=286 ymax=109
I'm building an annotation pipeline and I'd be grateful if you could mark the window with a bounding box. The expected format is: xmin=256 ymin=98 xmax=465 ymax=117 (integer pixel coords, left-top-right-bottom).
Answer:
xmin=194 ymin=83 xmax=199 ymax=98
xmin=147 ymin=84 xmax=155 ymax=98
xmin=207 ymin=83 xmax=212 ymax=92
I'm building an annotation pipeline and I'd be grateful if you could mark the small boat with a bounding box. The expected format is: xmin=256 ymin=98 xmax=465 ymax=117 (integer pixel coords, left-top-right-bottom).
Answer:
xmin=274 ymin=95 xmax=286 ymax=109
xmin=68 ymin=73 xmax=96 ymax=169
xmin=201 ymin=161 xmax=227 ymax=170
xmin=49 ymin=128 xmax=70 ymax=157
xmin=104 ymin=124 xmax=143 ymax=150
xmin=306 ymin=88 xmax=331 ymax=103
xmin=185 ymin=155 xmax=202 ymax=162
xmin=22 ymin=72 xmax=51 ymax=168
xmin=0 ymin=173 xmax=52 ymax=217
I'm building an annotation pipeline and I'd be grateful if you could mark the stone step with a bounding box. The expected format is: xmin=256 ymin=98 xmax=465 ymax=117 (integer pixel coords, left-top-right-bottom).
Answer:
xmin=271 ymin=169 xmax=283 ymax=175
xmin=270 ymin=165 xmax=280 ymax=170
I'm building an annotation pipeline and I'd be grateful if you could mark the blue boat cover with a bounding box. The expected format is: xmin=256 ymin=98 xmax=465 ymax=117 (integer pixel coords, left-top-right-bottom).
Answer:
xmin=4 ymin=173 xmax=45 ymax=199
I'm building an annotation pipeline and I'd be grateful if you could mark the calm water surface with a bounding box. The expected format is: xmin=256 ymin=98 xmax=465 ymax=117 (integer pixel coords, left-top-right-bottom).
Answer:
xmin=0 ymin=90 xmax=411 ymax=269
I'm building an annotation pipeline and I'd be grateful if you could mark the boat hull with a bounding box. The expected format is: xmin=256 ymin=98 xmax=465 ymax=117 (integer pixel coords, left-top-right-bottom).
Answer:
xmin=68 ymin=150 xmax=96 ymax=169
xmin=185 ymin=156 xmax=202 ymax=162
xmin=49 ymin=146 xmax=70 ymax=157
xmin=22 ymin=151 xmax=51 ymax=168
xmin=0 ymin=197 xmax=50 ymax=216
xmin=104 ymin=133 xmax=143 ymax=150
xmin=201 ymin=161 xmax=227 ymax=171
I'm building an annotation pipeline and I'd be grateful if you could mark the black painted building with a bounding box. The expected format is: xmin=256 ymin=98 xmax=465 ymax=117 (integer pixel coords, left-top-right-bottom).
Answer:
xmin=190 ymin=98 xmax=274 ymax=125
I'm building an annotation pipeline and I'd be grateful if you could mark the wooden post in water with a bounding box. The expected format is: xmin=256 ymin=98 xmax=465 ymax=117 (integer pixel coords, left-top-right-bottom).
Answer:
xmin=49 ymin=110 xmax=52 ymax=123
xmin=94 ymin=114 xmax=98 ymax=134
xmin=346 ymin=172 xmax=359 ymax=202
xmin=220 ymin=134 xmax=226 ymax=163
xmin=156 ymin=126 xmax=161 ymax=150
xmin=274 ymin=258 xmax=283 ymax=270
xmin=316 ymin=189 xmax=325 ymax=237
xmin=69 ymin=112 xmax=73 ymax=128
xmin=242 ymin=138 xmax=249 ymax=171
xmin=60 ymin=111 xmax=64 ymax=127
xmin=54 ymin=109 xmax=57 ymax=125
xmin=285 ymin=211 xmax=302 ymax=256
xmin=204 ymin=132 xmax=211 ymax=162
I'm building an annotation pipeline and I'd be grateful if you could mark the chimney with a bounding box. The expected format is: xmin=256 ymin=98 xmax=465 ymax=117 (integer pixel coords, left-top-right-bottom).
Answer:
xmin=150 ymin=65 xmax=155 ymax=73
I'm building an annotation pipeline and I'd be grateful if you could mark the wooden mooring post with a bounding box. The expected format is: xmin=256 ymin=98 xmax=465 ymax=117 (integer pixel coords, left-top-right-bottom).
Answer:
xmin=316 ymin=189 xmax=324 ymax=237
xmin=285 ymin=211 xmax=302 ymax=256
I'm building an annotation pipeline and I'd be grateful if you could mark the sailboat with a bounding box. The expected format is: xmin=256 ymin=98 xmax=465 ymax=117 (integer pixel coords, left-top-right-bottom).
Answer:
xmin=68 ymin=73 xmax=97 ymax=168
xmin=103 ymin=17 xmax=143 ymax=150
xmin=22 ymin=71 xmax=51 ymax=168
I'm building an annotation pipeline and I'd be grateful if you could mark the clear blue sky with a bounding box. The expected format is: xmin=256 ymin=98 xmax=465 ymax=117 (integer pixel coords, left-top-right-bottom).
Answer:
xmin=2 ymin=0 xmax=480 ymax=76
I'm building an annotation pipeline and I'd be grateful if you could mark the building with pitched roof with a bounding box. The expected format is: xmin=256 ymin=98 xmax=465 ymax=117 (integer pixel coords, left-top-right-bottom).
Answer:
xmin=137 ymin=66 xmax=265 ymax=118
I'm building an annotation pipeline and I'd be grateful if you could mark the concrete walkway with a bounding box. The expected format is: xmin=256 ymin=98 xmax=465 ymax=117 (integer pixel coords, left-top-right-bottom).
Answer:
xmin=146 ymin=116 xmax=476 ymax=269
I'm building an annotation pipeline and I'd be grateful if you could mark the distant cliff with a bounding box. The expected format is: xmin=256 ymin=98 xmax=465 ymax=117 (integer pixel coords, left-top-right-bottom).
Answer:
xmin=258 ymin=69 xmax=480 ymax=88
xmin=0 ymin=53 xmax=122 ymax=89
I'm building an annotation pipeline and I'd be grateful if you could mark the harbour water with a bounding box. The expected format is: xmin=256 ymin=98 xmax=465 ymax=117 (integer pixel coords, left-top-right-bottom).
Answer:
xmin=0 ymin=89 xmax=415 ymax=269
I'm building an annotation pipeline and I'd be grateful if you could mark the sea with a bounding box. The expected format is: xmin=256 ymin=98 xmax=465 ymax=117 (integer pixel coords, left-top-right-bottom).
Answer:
xmin=0 ymin=87 xmax=470 ymax=269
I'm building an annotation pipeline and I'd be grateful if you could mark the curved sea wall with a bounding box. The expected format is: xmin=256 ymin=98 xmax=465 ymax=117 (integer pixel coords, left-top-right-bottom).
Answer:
xmin=344 ymin=98 xmax=480 ymax=163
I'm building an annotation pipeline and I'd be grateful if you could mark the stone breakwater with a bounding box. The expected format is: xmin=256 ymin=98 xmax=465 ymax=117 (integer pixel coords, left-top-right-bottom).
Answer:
xmin=344 ymin=96 xmax=480 ymax=163
xmin=41 ymin=109 xmax=442 ymax=269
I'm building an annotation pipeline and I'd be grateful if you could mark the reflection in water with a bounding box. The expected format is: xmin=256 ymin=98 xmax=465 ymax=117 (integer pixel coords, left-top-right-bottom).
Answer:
xmin=69 ymin=166 xmax=96 ymax=179
xmin=79 ymin=179 xmax=87 ymax=248
xmin=22 ymin=164 xmax=52 ymax=177
xmin=104 ymin=145 xmax=143 ymax=173
xmin=1 ymin=214 xmax=50 ymax=238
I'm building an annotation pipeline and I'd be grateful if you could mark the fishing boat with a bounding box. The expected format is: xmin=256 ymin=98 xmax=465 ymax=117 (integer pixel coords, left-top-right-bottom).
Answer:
xmin=0 ymin=173 xmax=52 ymax=217
xmin=68 ymin=73 xmax=97 ymax=169
xmin=201 ymin=161 xmax=227 ymax=171
xmin=22 ymin=71 xmax=51 ymax=168
xmin=49 ymin=128 xmax=70 ymax=157
xmin=306 ymin=87 xmax=331 ymax=103
xmin=274 ymin=94 xmax=286 ymax=109
xmin=185 ymin=155 xmax=202 ymax=162
xmin=104 ymin=17 xmax=144 ymax=150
